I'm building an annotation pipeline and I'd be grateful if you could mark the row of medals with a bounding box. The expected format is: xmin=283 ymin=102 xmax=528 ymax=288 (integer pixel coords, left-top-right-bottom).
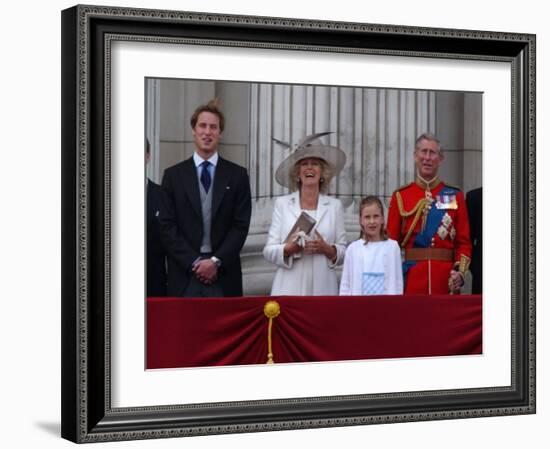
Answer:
xmin=424 ymin=190 xmax=456 ymax=241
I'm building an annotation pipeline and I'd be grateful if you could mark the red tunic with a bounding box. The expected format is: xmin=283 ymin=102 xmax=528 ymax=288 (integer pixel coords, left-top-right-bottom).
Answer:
xmin=387 ymin=178 xmax=472 ymax=295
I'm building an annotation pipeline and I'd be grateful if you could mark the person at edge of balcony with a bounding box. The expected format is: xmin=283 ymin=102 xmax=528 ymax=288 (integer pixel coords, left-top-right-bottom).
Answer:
xmin=386 ymin=132 xmax=472 ymax=295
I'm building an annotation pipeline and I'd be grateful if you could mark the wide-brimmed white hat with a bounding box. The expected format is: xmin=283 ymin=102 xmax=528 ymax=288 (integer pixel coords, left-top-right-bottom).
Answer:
xmin=274 ymin=132 xmax=347 ymax=188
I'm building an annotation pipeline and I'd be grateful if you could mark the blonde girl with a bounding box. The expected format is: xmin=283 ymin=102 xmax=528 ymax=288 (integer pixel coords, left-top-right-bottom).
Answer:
xmin=339 ymin=196 xmax=403 ymax=295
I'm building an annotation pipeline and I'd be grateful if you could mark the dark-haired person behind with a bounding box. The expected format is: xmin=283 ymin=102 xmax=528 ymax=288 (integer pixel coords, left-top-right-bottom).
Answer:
xmin=159 ymin=99 xmax=252 ymax=297
xmin=466 ymin=187 xmax=482 ymax=294
xmin=146 ymin=141 xmax=167 ymax=296
xmin=147 ymin=179 xmax=167 ymax=296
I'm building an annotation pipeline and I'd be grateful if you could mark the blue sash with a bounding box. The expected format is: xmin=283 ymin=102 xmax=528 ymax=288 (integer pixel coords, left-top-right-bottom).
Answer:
xmin=402 ymin=186 xmax=458 ymax=278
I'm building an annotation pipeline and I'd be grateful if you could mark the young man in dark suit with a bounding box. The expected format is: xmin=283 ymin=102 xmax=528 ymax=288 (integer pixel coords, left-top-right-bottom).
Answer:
xmin=159 ymin=99 xmax=252 ymax=297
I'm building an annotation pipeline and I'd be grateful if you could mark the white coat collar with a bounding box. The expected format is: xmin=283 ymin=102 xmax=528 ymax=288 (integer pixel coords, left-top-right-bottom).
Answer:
xmin=286 ymin=191 xmax=330 ymax=231
xmin=287 ymin=191 xmax=302 ymax=219
xmin=314 ymin=194 xmax=330 ymax=231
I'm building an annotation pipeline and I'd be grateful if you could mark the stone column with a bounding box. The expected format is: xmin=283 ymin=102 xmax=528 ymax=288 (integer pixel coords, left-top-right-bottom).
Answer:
xmin=145 ymin=78 xmax=161 ymax=183
xmin=463 ymin=93 xmax=483 ymax=193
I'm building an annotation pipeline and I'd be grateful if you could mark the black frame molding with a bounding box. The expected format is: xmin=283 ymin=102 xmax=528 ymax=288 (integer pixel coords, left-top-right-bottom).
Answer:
xmin=61 ymin=4 xmax=536 ymax=443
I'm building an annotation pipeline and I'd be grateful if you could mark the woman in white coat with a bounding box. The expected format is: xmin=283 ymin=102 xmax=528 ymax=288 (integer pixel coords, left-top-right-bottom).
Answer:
xmin=263 ymin=132 xmax=347 ymax=296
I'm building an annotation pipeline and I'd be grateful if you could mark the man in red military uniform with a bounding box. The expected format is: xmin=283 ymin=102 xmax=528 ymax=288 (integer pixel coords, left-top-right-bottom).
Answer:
xmin=387 ymin=133 xmax=472 ymax=295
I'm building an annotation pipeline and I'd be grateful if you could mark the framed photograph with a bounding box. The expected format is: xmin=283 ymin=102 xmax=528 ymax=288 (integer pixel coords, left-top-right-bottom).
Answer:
xmin=144 ymin=76 xmax=483 ymax=370
xmin=61 ymin=4 xmax=535 ymax=443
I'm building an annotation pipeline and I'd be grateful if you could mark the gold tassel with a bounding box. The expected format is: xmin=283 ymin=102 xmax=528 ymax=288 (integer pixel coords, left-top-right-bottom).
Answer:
xmin=263 ymin=301 xmax=281 ymax=364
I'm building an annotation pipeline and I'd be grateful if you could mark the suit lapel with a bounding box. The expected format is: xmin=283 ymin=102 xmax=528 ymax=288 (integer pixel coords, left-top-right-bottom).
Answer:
xmin=147 ymin=181 xmax=154 ymax=225
xmin=211 ymin=158 xmax=229 ymax=219
xmin=182 ymin=159 xmax=202 ymax=219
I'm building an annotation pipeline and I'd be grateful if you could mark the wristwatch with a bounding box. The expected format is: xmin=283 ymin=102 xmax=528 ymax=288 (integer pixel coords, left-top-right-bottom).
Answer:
xmin=210 ymin=256 xmax=222 ymax=268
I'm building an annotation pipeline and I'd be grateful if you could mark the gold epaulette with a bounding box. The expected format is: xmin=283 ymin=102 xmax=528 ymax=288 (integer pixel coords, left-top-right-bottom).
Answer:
xmin=395 ymin=181 xmax=414 ymax=193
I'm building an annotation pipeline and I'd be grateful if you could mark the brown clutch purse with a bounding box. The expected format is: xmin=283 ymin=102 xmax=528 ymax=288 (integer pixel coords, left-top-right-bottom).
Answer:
xmin=284 ymin=211 xmax=317 ymax=243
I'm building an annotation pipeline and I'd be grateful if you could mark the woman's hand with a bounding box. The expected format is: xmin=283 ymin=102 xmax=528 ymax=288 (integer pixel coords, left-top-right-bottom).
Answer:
xmin=304 ymin=231 xmax=337 ymax=261
xmin=283 ymin=231 xmax=303 ymax=258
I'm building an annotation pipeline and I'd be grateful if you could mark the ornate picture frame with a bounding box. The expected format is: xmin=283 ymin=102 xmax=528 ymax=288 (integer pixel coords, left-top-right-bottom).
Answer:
xmin=61 ymin=4 xmax=535 ymax=443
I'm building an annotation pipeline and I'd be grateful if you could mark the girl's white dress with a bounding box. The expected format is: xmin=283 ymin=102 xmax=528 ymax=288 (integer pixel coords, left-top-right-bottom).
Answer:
xmin=339 ymin=238 xmax=403 ymax=295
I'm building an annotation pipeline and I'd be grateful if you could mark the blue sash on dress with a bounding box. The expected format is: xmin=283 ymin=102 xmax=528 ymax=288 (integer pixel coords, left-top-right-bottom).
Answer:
xmin=362 ymin=272 xmax=384 ymax=295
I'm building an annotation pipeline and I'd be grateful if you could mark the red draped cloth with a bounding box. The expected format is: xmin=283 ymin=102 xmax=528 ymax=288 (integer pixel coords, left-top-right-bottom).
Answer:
xmin=146 ymin=295 xmax=482 ymax=369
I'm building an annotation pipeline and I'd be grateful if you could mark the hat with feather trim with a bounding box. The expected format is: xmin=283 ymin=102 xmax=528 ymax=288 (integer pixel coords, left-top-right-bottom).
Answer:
xmin=273 ymin=132 xmax=346 ymax=188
